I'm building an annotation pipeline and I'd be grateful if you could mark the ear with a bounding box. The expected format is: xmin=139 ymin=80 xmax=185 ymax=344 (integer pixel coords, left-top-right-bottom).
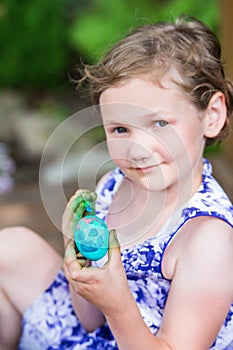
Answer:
xmin=203 ymin=92 xmax=227 ymax=138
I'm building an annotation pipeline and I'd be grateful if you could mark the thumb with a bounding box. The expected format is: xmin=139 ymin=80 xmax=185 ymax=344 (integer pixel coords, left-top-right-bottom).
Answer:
xmin=106 ymin=229 xmax=121 ymax=265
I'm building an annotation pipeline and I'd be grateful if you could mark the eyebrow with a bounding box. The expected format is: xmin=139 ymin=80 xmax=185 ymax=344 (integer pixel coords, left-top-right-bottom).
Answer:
xmin=104 ymin=111 xmax=170 ymax=124
xmin=140 ymin=112 xmax=168 ymax=119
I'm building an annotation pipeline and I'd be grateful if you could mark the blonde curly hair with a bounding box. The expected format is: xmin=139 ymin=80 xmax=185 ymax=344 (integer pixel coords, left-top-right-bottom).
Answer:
xmin=75 ymin=16 xmax=233 ymax=145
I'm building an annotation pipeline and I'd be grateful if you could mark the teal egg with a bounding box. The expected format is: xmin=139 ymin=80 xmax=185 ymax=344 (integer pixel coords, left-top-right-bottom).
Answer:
xmin=74 ymin=215 xmax=109 ymax=261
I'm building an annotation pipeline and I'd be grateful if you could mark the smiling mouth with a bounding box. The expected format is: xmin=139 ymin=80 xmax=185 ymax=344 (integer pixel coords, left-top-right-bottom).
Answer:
xmin=132 ymin=164 xmax=161 ymax=172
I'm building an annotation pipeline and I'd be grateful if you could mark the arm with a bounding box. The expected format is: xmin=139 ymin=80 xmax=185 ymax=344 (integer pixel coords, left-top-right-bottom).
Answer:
xmin=62 ymin=189 xmax=106 ymax=331
xmin=156 ymin=218 xmax=233 ymax=349
xmin=64 ymin=218 xmax=233 ymax=350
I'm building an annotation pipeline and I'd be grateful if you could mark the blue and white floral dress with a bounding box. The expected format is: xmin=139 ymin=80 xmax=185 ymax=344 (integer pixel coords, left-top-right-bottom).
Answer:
xmin=18 ymin=159 xmax=233 ymax=350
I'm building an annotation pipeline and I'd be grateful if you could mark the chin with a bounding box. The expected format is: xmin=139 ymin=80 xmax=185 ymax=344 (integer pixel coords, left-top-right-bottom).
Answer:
xmin=137 ymin=176 xmax=168 ymax=192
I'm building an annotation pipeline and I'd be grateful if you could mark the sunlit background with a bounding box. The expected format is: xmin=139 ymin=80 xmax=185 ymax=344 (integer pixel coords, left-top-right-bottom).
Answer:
xmin=0 ymin=0 xmax=232 ymax=254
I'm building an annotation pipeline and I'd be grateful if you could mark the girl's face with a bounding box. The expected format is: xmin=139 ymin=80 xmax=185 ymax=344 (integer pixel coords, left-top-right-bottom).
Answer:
xmin=100 ymin=77 xmax=206 ymax=193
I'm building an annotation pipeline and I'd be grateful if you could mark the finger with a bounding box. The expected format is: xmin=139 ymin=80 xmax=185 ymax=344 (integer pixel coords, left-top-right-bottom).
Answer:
xmin=75 ymin=252 xmax=90 ymax=268
xmin=65 ymin=239 xmax=89 ymax=267
xmin=64 ymin=239 xmax=77 ymax=260
xmin=71 ymin=194 xmax=97 ymax=228
xmin=63 ymin=255 xmax=97 ymax=284
xmin=65 ymin=239 xmax=86 ymax=265
xmin=62 ymin=190 xmax=97 ymax=241
xmin=105 ymin=230 xmax=121 ymax=266
xmin=109 ymin=229 xmax=120 ymax=249
xmin=62 ymin=198 xmax=83 ymax=239
xmin=72 ymin=202 xmax=86 ymax=225
xmin=70 ymin=191 xmax=97 ymax=212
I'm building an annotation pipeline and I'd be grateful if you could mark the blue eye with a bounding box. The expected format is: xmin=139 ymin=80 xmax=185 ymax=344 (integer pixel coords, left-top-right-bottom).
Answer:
xmin=113 ymin=126 xmax=128 ymax=134
xmin=154 ymin=120 xmax=168 ymax=128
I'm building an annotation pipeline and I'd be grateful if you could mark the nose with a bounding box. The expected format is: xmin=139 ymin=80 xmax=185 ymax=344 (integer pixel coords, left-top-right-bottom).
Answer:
xmin=127 ymin=139 xmax=152 ymax=164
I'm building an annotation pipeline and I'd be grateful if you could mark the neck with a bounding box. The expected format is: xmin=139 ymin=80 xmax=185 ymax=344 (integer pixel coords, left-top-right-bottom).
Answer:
xmin=107 ymin=160 xmax=203 ymax=249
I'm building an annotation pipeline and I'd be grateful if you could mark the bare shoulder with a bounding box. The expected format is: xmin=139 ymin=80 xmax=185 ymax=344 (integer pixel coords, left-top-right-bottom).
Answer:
xmin=163 ymin=217 xmax=233 ymax=280
xmin=183 ymin=217 xmax=233 ymax=256
xmin=175 ymin=217 xmax=233 ymax=289
xmin=159 ymin=218 xmax=233 ymax=349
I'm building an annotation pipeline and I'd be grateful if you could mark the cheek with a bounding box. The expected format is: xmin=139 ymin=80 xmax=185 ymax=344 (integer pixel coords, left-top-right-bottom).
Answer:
xmin=157 ymin=128 xmax=193 ymax=173
xmin=155 ymin=129 xmax=186 ymax=162
xmin=174 ymin=125 xmax=204 ymax=160
xmin=106 ymin=139 xmax=128 ymax=163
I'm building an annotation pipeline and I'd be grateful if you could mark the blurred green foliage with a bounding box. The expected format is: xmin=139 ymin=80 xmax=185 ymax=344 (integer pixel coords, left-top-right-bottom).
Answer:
xmin=69 ymin=0 xmax=218 ymax=63
xmin=0 ymin=0 xmax=67 ymax=89
xmin=0 ymin=0 xmax=218 ymax=89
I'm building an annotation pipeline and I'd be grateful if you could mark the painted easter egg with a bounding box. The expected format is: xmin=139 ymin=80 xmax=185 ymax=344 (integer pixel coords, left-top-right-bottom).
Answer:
xmin=74 ymin=215 xmax=109 ymax=261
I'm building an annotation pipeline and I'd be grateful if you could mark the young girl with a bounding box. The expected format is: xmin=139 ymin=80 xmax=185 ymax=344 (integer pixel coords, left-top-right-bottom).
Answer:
xmin=1 ymin=16 xmax=233 ymax=350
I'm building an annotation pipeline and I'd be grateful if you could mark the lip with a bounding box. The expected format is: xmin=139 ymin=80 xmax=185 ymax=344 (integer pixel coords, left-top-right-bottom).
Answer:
xmin=132 ymin=164 xmax=161 ymax=173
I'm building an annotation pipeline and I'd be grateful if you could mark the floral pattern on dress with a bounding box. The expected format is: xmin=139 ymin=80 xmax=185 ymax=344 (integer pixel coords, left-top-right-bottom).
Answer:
xmin=19 ymin=159 xmax=233 ymax=350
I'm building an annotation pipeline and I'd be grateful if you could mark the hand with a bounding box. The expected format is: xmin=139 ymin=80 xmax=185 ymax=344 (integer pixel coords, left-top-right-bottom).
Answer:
xmin=62 ymin=189 xmax=97 ymax=243
xmin=63 ymin=230 xmax=135 ymax=318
